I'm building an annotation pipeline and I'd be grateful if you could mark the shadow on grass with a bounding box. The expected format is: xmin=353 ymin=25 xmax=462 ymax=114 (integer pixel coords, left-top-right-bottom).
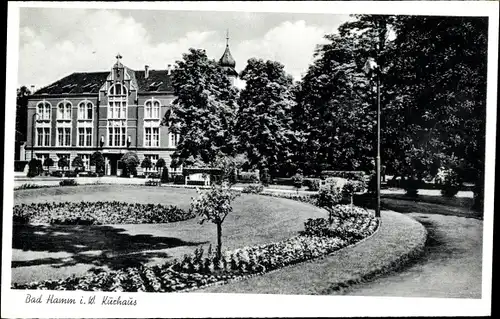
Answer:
xmin=12 ymin=223 xmax=207 ymax=270
xmin=353 ymin=194 xmax=482 ymax=220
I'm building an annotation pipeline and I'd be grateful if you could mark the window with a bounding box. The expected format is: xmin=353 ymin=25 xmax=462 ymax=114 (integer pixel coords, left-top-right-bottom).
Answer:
xmin=36 ymin=153 xmax=50 ymax=163
xmin=108 ymin=84 xmax=127 ymax=119
xmin=78 ymin=101 xmax=93 ymax=120
xmin=36 ymin=127 xmax=50 ymax=147
xmin=78 ymin=127 xmax=92 ymax=147
xmin=144 ymin=127 xmax=159 ymax=147
xmin=57 ymin=101 xmax=72 ymax=120
xmin=79 ymin=154 xmax=91 ymax=170
xmin=144 ymin=154 xmax=159 ymax=172
xmin=169 ymin=132 xmax=179 ymax=147
xmin=145 ymin=99 xmax=160 ymax=119
xmin=36 ymin=101 xmax=51 ymax=120
xmin=57 ymin=127 xmax=71 ymax=146
xmin=108 ymin=124 xmax=126 ymax=147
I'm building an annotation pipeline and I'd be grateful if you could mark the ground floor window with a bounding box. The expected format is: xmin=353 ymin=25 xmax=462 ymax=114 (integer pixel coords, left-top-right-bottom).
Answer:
xmin=57 ymin=127 xmax=71 ymax=146
xmin=56 ymin=153 xmax=71 ymax=170
xmin=169 ymin=132 xmax=179 ymax=147
xmin=78 ymin=127 xmax=92 ymax=147
xmin=78 ymin=154 xmax=91 ymax=170
xmin=144 ymin=154 xmax=159 ymax=172
xmin=36 ymin=127 xmax=50 ymax=147
xmin=144 ymin=127 xmax=160 ymax=147
xmin=108 ymin=125 xmax=126 ymax=147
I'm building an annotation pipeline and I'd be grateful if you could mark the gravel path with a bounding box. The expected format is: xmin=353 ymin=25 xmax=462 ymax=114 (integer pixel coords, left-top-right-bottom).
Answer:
xmin=342 ymin=212 xmax=483 ymax=298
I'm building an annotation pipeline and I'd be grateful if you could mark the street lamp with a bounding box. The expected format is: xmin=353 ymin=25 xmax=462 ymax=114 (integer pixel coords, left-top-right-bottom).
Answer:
xmin=363 ymin=57 xmax=381 ymax=218
xmin=31 ymin=112 xmax=39 ymax=161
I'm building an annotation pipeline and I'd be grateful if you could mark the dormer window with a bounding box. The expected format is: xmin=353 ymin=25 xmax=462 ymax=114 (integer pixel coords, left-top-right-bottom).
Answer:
xmin=57 ymin=101 xmax=72 ymax=120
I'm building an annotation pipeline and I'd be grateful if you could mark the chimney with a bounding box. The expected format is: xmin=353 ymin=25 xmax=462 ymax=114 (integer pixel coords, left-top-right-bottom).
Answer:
xmin=145 ymin=65 xmax=150 ymax=79
xmin=30 ymin=85 xmax=35 ymax=94
xmin=167 ymin=64 xmax=172 ymax=75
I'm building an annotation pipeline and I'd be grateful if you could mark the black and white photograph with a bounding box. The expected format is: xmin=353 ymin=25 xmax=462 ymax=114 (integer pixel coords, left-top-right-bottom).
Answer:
xmin=2 ymin=1 xmax=497 ymax=318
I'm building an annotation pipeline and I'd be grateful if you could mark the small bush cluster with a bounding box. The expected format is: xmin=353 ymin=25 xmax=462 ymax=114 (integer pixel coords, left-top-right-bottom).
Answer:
xmin=15 ymin=183 xmax=44 ymax=190
xmin=237 ymin=172 xmax=260 ymax=184
xmin=59 ymin=179 xmax=78 ymax=186
xmin=145 ymin=180 xmax=159 ymax=186
xmin=321 ymin=171 xmax=365 ymax=181
xmin=440 ymin=169 xmax=461 ymax=198
xmin=13 ymin=201 xmax=194 ymax=225
xmin=242 ymin=184 xmax=264 ymax=194
xmin=403 ymin=178 xmax=421 ymax=197
xmin=304 ymin=178 xmax=321 ymax=191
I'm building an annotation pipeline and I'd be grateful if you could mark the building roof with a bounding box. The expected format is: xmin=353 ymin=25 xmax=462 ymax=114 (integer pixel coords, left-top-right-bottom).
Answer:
xmin=34 ymin=72 xmax=109 ymax=95
xmin=34 ymin=68 xmax=174 ymax=95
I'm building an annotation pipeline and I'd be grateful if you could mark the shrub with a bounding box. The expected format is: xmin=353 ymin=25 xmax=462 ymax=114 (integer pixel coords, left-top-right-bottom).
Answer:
xmin=242 ymin=184 xmax=264 ymax=194
xmin=59 ymin=179 xmax=78 ymax=186
xmin=90 ymin=152 xmax=105 ymax=175
xmin=238 ymin=172 xmax=259 ymax=184
xmin=321 ymin=171 xmax=365 ymax=181
xmin=342 ymin=180 xmax=366 ymax=206
xmin=161 ymin=167 xmax=170 ymax=183
xmin=121 ymin=152 xmax=140 ymax=176
xmin=172 ymin=174 xmax=185 ymax=184
xmin=260 ymin=168 xmax=271 ymax=187
xmin=403 ymin=178 xmax=421 ymax=197
xmin=13 ymin=201 xmax=193 ymax=225
xmin=141 ymin=157 xmax=153 ymax=170
xmin=440 ymin=169 xmax=461 ymax=198
xmin=58 ymin=156 xmax=69 ymax=171
xmin=14 ymin=160 xmax=29 ymax=172
xmin=72 ymin=156 xmax=85 ymax=172
xmin=304 ymin=178 xmax=321 ymax=191
xmin=15 ymin=183 xmax=43 ymax=190
xmin=316 ymin=186 xmax=343 ymax=223
xmin=27 ymin=159 xmax=43 ymax=177
xmin=291 ymin=171 xmax=304 ymax=193
xmin=43 ymin=157 xmax=54 ymax=171
xmin=145 ymin=180 xmax=159 ymax=186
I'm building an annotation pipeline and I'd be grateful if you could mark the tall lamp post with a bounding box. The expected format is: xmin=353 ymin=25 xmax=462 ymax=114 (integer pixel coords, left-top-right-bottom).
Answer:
xmin=363 ymin=57 xmax=381 ymax=218
xmin=30 ymin=112 xmax=39 ymax=161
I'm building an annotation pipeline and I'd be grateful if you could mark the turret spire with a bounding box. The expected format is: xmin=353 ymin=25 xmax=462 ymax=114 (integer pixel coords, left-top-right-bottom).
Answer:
xmin=226 ymin=29 xmax=229 ymax=47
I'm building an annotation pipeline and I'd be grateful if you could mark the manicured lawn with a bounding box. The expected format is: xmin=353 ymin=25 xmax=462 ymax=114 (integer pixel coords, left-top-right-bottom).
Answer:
xmin=12 ymin=185 xmax=326 ymax=284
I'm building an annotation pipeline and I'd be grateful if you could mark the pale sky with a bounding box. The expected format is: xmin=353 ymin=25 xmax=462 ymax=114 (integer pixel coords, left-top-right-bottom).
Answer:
xmin=18 ymin=8 xmax=352 ymax=90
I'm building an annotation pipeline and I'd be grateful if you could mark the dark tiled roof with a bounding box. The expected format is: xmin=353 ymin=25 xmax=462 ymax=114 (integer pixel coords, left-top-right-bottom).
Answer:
xmin=135 ymin=70 xmax=173 ymax=92
xmin=35 ymin=72 xmax=109 ymax=95
xmin=34 ymin=68 xmax=174 ymax=95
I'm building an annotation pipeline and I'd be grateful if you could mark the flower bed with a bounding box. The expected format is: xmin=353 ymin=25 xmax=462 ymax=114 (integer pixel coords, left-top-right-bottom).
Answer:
xmin=13 ymin=201 xmax=194 ymax=225
xmin=13 ymin=188 xmax=379 ymax=292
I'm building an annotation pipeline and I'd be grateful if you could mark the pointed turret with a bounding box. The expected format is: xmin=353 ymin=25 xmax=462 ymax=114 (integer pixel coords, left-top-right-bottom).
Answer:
xmin=219 ymin=30 xmax=238 ymax=83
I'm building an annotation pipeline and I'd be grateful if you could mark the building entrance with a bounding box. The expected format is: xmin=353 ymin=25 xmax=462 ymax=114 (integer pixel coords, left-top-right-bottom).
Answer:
xmin=105 ymin=154 xmax=122 ymax=176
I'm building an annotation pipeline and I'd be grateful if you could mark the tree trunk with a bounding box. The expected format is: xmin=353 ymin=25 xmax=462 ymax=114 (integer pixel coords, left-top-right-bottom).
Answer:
xmin=216 ymin=222 xmax=222 ymax=261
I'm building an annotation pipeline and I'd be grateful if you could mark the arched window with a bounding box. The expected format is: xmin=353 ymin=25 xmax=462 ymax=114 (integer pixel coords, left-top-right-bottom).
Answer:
xmin=57 ymin=101 xmax=72 ymax=120
xmin=107 ymin=83 xmax=128 ymax=147
xmin=78 ymin=101 xmax=93 ymax=120
xmin=144 ymin=98 xmax=160 ymax=119
xmin=108 ymin=83 xmax=127 ymax=119
xmin=36 ymin=101 xmax=51 ymax=120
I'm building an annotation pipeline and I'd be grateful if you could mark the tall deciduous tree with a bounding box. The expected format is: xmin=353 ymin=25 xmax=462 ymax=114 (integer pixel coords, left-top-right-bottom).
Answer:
xmin=16 ymin=86 xmax=31 ymax=160
xmin=164 ymin=48 xmax=239 ymax=168
xmin=236 ymin=58 xmax=296 ymax=175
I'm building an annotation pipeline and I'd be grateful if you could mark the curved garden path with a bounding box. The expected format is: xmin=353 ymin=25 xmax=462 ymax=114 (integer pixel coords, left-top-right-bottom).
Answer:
xmin=12 ymin=185 xmax=326 ymax=284
xmin=342 ymin=203 xmax=483 ymax=298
